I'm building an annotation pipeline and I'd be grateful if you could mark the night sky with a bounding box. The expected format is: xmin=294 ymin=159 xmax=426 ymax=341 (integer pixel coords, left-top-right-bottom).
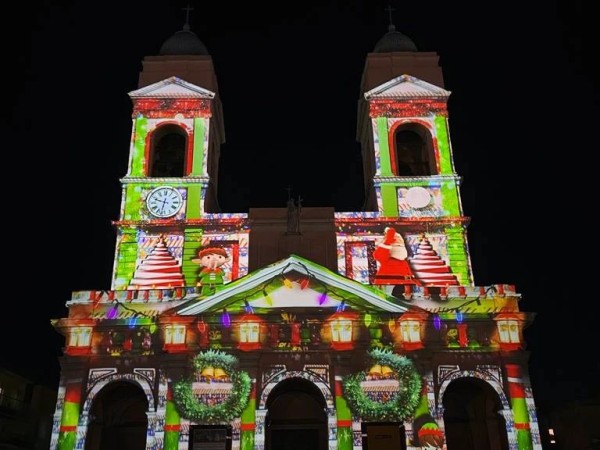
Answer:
xmin=3 ymin=1 xmax=597 ymax=410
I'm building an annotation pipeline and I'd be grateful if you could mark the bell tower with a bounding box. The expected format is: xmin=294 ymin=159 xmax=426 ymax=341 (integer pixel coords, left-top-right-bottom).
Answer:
xmin=110 ymin=14 xmax=248 ymax=290
xmin=349 ymin=19 xmax=473 ymax=286
xmin=136 ymin=11 xmax=225 ymax=213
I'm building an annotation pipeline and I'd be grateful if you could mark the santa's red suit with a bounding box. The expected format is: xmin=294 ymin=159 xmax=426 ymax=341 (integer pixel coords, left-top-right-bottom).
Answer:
xmin=373 ymin=228 xmax=420 ymax=285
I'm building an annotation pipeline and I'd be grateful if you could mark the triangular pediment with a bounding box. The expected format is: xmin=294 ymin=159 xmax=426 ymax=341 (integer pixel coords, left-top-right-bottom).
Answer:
xmin=364 ymin=74 xmax=450 ymax=100
xmin=129 ymin=76 xmax=215 ymax=99
xmin=175 ymin=255 xmax=415 ymax=316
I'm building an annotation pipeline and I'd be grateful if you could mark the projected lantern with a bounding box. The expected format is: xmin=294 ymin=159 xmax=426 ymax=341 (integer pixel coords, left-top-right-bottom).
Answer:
xmin=494 ymin=311 xmax=523 ymax=351
xmin=238 ymin=313 xmax=262 ymax=351
xmin=327 ymin=311 xmax=358 ymax=351
xmin=65 ymin=319 xmax=96 ymax=356
xmin=397 ymin=310 xmax=427 ymax=350
xmin=160 ymin=316 xmax=194 ymax=353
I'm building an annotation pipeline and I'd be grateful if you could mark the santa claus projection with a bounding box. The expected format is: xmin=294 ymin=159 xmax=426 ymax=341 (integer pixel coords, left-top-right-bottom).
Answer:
xmin=373 ymin=227 xmax=420 ymax=287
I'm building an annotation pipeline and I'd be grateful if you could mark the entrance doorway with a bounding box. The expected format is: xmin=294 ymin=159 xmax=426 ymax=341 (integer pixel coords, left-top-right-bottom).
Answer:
xmin=443 ymin=377 xmax=509 ymax=450
xmin=84 ymin=380 xmax=149 ymax=450
xmin=265 ymin=377 xmax=328 ymax=450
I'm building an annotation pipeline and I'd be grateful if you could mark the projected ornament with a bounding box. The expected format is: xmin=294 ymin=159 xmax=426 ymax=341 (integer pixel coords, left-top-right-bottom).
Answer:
xmin=146 ymin=186 xmax=183 ymax=218
xmin=405 ymin=186 xmax=431 ymax=209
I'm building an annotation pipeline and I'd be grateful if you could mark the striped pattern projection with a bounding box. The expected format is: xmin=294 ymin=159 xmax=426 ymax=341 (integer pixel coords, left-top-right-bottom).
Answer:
xmin=57 ymin=381 xmax=81 ymax=450
xmin=240 ymin=381 xmax=257 ymax=450
xmin=334 ymin=376 xmax=353 ymax=450
xmin=507 ymin=364 xmax=533 ymax=450
xmin=163 ymin=385 xmax=181 ymax=450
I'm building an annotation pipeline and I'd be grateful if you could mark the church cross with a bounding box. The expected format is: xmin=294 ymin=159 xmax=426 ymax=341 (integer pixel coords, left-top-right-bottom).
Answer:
xmin=183 ymin=3 xmax=194 ymax=29
xmin=385 ymin=4 xmax=395 ymax=25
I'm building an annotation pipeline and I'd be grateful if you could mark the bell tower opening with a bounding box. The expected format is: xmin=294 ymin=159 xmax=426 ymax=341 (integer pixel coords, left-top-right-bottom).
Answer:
xmin=393 ymin=124 xmax=435 ymax=177
xmin=149 ymin=124 xmax=187 ymax=177
xmin=265 ymin=377 xmax=328 ymax=450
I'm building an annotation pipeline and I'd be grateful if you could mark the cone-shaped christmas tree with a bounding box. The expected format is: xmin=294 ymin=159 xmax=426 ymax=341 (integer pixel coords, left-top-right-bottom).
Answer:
xmin=409 ymin=235 xmax=459 ymax=286
xmin=129 ymin=238 xmax=185 ymax=288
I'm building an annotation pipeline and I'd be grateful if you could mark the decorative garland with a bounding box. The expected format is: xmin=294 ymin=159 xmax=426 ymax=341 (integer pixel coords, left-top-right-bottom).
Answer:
xmin=172 ymin=350 xmax=252 ymax=424
xmin=342 ymin=348 xmax=422 ymax=421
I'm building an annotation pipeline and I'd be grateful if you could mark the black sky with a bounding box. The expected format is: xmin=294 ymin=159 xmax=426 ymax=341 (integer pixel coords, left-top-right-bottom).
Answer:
xmin=3 ymin=1 xmax=598 ymax=409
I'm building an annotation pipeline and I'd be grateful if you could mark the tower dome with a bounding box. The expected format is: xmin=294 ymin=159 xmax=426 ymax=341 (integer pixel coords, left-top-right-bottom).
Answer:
xmin=373 ymin=24 xmax=418 ymax=52
xmin=159 ymin=23 xmax=209 ymax=56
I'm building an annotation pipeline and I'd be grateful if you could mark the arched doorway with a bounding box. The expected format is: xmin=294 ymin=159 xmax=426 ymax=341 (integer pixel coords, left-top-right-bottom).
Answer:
xmin=265 ymin=377 xmax=328 ymax=450
xmin=443 ymin=377 xmax=509 ymax=450
xmin=84 ymin=380 xmax=149 ymax=450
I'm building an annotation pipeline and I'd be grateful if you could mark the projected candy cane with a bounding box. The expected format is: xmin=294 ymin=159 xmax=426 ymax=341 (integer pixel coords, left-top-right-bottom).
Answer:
xmin=163 ymin=384 xmax=181 ymax=450
xmin=239 ymin=381 xmax=257 ymax=450
xmin=57 ymin=380 xmax=81 ymax=450
xmin=506 ymin=364 xmax=533 ymax=450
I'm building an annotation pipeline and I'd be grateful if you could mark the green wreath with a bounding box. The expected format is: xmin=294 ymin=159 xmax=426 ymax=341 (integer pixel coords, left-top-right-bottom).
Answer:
xmin=172 ymin=350 xmax=252 ymax=424
xmin=342 ymin=348 xmax=422 ymax=421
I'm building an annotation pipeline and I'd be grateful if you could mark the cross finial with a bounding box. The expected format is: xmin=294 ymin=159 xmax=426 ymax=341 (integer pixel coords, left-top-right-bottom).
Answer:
xmin=182 ymin=3 xmax=193 ymax=31
xmin=385 ymin=4 xmax=394 ymax=24
xmin=385 ymin=3 xmax=396 ymax=31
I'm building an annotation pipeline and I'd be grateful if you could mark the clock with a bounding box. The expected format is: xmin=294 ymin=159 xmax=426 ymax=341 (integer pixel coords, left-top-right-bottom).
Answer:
xmin=146 ymin=186 xmax=183 ymax=218
xmin=405 ymin=186 xmax=432 ymax=209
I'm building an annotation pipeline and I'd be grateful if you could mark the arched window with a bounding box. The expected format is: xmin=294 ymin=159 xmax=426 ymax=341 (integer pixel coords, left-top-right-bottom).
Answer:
xmin=393 ymin=124 xmax=436 ymax=176
xmin=149 ymin=125 xmax=187 ymax=177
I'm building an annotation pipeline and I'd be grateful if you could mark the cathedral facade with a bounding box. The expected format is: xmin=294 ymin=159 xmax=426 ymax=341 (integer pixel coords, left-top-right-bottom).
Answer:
xmin=50 ymin=18 xmax=541 ymax=450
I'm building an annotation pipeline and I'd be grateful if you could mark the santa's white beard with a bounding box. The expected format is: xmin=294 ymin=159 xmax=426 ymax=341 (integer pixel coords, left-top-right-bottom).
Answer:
xmin=390 ymin=246 xmax=408 ymax=260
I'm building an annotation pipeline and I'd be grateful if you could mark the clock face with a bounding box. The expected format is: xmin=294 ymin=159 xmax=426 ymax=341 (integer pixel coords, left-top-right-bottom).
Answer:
xmin=146 ymin=187 xmax=183 ymax=218
xmin=405 ymin=186 xmax=432 ymax=209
